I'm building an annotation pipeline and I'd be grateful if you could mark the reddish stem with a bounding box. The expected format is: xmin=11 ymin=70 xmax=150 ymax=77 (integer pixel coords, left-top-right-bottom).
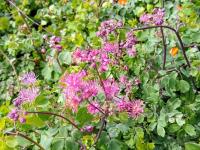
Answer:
xmin=27 ymin=111 xmax=80 ymax=130
xmin=6 ymin=131 xmax=45 ymax=150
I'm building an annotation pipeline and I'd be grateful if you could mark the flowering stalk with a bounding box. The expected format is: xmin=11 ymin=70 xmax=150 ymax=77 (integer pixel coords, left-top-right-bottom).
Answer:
xmin=27 ymin=111 xmax=81 ymax=130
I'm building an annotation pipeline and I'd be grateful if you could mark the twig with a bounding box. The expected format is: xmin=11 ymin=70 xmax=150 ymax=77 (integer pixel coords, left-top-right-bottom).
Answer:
xmin=27 ymin=111 xmax=80 ymax=130
xmin=6 ymin=131 xmax=45 ymax=150
xmin=122 ymin=25 xmax=191 ymax=66
xmin=0 ymin=50 xmax=20 ymax=88
xmin=5 ymin=0 xmax=53 ymax=35
xmin=93 ymin=115 xmax=106 ymax=145
xmin=160 ymin=27 xmax=167 ymax=69
xmin=86 ymin=99 xmax=105 ymax=115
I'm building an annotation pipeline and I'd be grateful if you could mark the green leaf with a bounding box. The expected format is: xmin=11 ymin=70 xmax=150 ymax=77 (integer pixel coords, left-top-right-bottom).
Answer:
xmin=65 ymin=139 xmax=78 ymax=150
xmin=52 ymin=139 xmax=64 ymax=150
xmin=34 ymin=93 xmax=48 ymax=106
xmin=178 ymin=80 xmax=190 ymax=93
xmin=42 ymin=65 xmax=53 ymax=80
xmin=0 ymin=17 xmax=9 ymax=30
xmin=16 ymin=136 xmax=31 ymax=147
xmin=5 ymin=136 xmax=18 ymax=148
xmin=108 ymin=139 xmax=121 ymax=150
xmin=0 ymin=118 xmax=5 ymax=131
xmin=58 ymin=51 xmax=72 ymax=65
xmin=26 ymin=116 xmax=45 ymax=127
xmin=118 ymin=112 xmax=128 ymax=123
xmin=185 ymin=142 xmax=200 ymax=150
xmin=76 ymin=107 xmax=93 ymax=126
xmin=40 ymin=134 xmax=53 ymax=150
xmin=157 ymin=124 xmax=165 ymax=137
xmin=184 ymin=124 xmax=196 ymax=136
xmin=176 ymin=114 xmax=185 ymax=127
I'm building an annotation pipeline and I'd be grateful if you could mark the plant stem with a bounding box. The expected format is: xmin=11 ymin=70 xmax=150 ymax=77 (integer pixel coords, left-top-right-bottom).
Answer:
xmin=27 ymin=111 xmax=80 ymax=130
xmin=6 ymin=0 xmax=53 ymax=35
xmin=6 ymin=131 xmax=45 ymax=150
xmin=160 ymin=27 xmax=167 ymax=69
xmin=0 ymin=50 xmax=20 ymax=88
xmin=93 ymin=115 xmax=106 ymax=145
xmin=86 ymin=99 xmax=106 ymax=115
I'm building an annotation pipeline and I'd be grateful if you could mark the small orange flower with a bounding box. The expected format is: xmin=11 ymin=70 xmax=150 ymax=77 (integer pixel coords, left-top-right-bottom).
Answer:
xmin=118 ymin=0 xmax=127 ymax=5
xmin=170 ymin=47 xmax=179 ymax=57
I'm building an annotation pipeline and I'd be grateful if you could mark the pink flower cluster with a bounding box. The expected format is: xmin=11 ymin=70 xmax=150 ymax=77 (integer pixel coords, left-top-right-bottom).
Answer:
xmin=119 ymin=30 xmax=137 ymax=57
xmin=20 ymin=72 xmax=37 ymax=85
xmin=87 ymin=102 xmax=100 ymax=114
xmin=103 ymin=79 xmax=120 ymax=99
xmin=13 ymin=88 xmax=39 ymax=107
xmin=60 ymin=70 xmax=99 ymax=111
xmin=49 ymin=36 xmax=62 ymax=52
xmin=8 ymin=109 xmax=26 ymax=123
xmin=8 ymin=72 xmax=39 ymax=123
xmin=96 ymin=19 xmax=123 ymax=40
xmin=140 ymin=8 xmax=165 ymax=25
xmin=117 ymin=99 xmax=144 ymax=118
xmin=73 ymin=43 xmax=119 ymax=72
xmin=82 ymin=125 xmax=94 ymax=133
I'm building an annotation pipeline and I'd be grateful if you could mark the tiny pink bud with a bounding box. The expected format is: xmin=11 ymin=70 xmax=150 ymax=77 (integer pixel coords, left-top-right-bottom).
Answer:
xmin=41 ymin=48 xmax=46 ymax=54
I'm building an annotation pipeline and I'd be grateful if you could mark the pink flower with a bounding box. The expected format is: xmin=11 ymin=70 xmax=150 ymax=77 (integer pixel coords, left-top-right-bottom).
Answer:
xmin=103 ymin=42 xmax=118 ymax=53
xmin=54 ymin=45 xmax=62 ymax=52
xmin=82 ymin=82 xmax=98 ymax=99
xmin=117 ymin=100 xmax=130 ymax=112
xmin=139 ymin=14 xmax=152 ymax=24
xmin=19 ymin=117 xmax=26 ymax=123
xmin=103 ymin=79 xmax=120 ymax=99
xmin=152 ymin=8 xmax=165 ymax=25
xmin=8 ymin=109 xmax=19 ymax=121
xmin=119 ymin=75 xmax=127 ymax=84
xmin=129 ymin=100 xmax=144 ymax=118
xmin=20 ymin=72 xmax=36 ymax=85
xmin=87 ymin=102 xmax=100 ymax=114
xmin=123 ymin=31 xmax=137 ymax=49
xmin=140 ymin=8 xmax=165 ymax=25
xmin=117 ymin=99 xmax=144 ymax=118
xmin=134 ymin=78 xmax=141 ymax=85
xmin=127 ymin=46 xmax=137 ymax=57
xmin=97 ymin=19 xmax=123 ymax=40
xmin=83 ymin=125 xmax=94 ymax=133
xmin=13 ymin=88 xmax=39 ymax=106
xmin=123 ymin=65 xmax=129 ymax=71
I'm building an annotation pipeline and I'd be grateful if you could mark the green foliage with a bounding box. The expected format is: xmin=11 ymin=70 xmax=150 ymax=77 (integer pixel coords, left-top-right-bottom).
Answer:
xmin=0 ymin=0 xmax=200 ymax=149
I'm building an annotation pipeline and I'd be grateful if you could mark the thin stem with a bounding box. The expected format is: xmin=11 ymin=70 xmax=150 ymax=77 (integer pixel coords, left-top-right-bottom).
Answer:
xmin=94 ymin=64 xmax=108 ymax=100
xmin=122 ymin=25 xmax=191 ymax=68
xmin=93 ymin=115 xmax=106 ymax=145
xmin=86 ymin=99 xmax=105 ymax=115
xmin=6 ymin=0 xmax=53 ymax=35
xmin=6 ymin=131 xmax=45 ymax=150
xmin=27 ymin=111 xmax=80 ymax=130
xmin=160 ymin=27 xmax=167 ymax=69
xmin=0 ymin=50 xmax=20 ymax=88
